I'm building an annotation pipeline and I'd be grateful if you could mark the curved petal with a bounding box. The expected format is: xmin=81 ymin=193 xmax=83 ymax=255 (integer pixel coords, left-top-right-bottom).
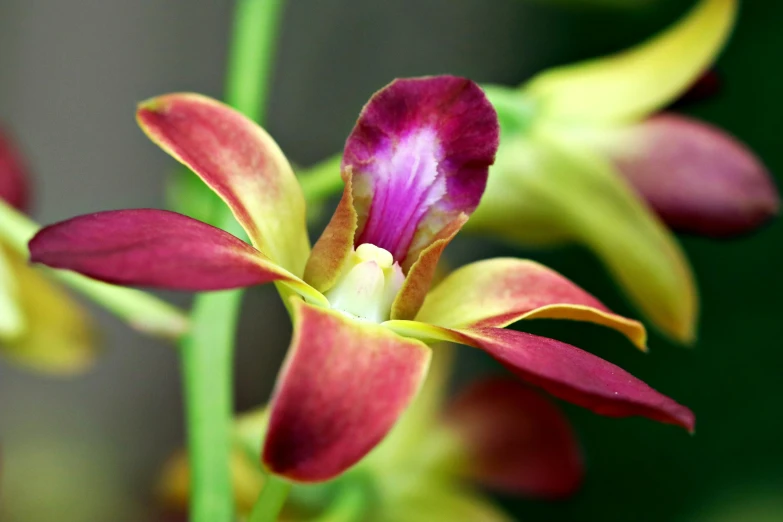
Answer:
xmin=137 ymin=93 xmax=310 ymax=276
xmin=415 ymin=257 xmax=646 ymax=350
xmin=366 ymin=344 xmax=455 ymax=469
xmin=0 ymin=248 xmax=26 ymax=339
xmin=1 ymin=250 xmax=97 ymax=375
xmin=599 ymin=114 xmax=779 ymax=237
xmin=384 ymin=321 xmax=694 ymax=431
xmin=304 ymin=174 xmax=357 ymax=292
xmin=524 ymin=0 xmax=737 ymax=123
xmin=263 ymin=299 xmax=431 ymax=482
xmin=312 ymin=76 xmax=498 ymax=285
xmin=0 ymin=128 xmax=30 ymax=211
xmin=467 ymin=134 xmax=698 ymax=343
xmin=444 ymin=377 xmax=583 ymax=498
xmin=390 ymin=214 xmax=466 ymax=320
xmin=29 ymin=209 xmax=325 ymax=304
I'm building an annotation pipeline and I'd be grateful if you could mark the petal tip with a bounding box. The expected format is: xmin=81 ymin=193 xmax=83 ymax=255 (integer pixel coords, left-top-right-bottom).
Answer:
xmin=137 ymin=96 xmax=167 ymax=115
xmin=681 ymin=407 xmax=697 ymax=434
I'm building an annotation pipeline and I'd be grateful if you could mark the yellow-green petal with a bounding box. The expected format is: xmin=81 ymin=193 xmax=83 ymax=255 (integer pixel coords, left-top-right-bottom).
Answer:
xmin=0 ymin=247 xmax=25 ymax=339
xmin=416 ymin=258 xmax=646 ymax=350
xmin=1 ymin=250 xmax=97 ymax=374
xmin=138 ymin=93 xmax=311 ymax=277
xmin=524 ymin=0 xmax=737 ymax=123
xmin=467 ymin=133 xmax=698 ymax=343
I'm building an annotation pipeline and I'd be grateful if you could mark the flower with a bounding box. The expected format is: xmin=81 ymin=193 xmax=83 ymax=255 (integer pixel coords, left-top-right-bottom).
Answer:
xmin=467 ymin=0 xmax=778 ymax=343
xmin=158 ymin=348 xmax=582 ymax=521
xmin=0 ymin=128 xmax=96 ymax=374
xmin=29 ymin=75 xmax=693 ymax=482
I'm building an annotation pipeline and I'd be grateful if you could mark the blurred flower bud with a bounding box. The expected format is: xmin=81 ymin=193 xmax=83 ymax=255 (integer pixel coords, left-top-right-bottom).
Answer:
xmin=597 ymin=114 xmax=779 ymax=237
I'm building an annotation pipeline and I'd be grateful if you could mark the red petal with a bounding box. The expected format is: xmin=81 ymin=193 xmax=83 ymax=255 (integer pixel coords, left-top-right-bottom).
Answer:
xmin=0 ymin=128 xmax=31 ymax=212
xmin=137 ymin=94 xmax=310 ymax=275
xmin=29 ymin=209 xmax=300 ymax=291
xmin=444 ymin=377 xmax=583 ymax=498
xmin=458 ymin=327 xmax=694 ymax=431
xmin=263 ymin=299 xmax=431 ymax=482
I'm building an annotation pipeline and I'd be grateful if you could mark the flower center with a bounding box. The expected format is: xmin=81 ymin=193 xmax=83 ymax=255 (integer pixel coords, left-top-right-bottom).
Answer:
xmin=324 ymin=243 xmax=405 ymax=323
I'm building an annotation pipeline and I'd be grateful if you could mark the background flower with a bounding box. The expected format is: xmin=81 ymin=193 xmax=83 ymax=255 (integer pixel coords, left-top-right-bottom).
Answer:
xmin=0 ymin=128 xmax=96 ymax=375
xmin=467 ymin=0 xmax=778 ymax=343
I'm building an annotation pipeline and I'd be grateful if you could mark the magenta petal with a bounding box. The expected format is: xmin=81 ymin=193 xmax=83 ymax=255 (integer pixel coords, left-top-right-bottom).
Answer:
xmin=344 ymin=76 xmax=499 ymax=268
xmin=263 ymin=299 xmax=431 ymax=482
xmin=456 ymin=327 xmax=694 ymax=431
xmin=444 ymin=377 xmax=583 ymax=498
xmin=0 ymin=128 xmax=31 ymax=211
xmin=610 ymin=114 xmax=779 ymax=237
xmin=29 ymin=209 xmax=294 ymax=291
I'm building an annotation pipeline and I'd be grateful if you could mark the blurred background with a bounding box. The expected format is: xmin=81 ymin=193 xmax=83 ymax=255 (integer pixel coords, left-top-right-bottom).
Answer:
xmin=0 ymin=0 xmax=781 ymax=520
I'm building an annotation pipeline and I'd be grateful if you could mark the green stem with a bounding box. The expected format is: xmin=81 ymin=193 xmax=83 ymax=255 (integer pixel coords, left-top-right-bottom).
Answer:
xmin=181 ymin=289 xmax=242 ymax=522
xmin=183 ymin=1 xmax=287 ymax=521
xmin=225 ymin=0 xmax=284 ymax=123
xmin=298 ymin=153 xmax=344 ymax=203
xmin=0 ymin=199 xmax=188 ymax=338
xmin=249 ymin=475 xmax=291 ymax=522
xmin=310 ymin=485 xmax=368 ymax=522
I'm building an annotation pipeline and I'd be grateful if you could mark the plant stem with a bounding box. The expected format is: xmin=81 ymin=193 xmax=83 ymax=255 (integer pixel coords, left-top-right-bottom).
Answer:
xmin=225 ymin=0 xmax=285 ymax=124
xmin=298 ymin=153 xmax=344 ymax=203
xmin=310 ymin=484 xmax=369 ymax=522
xmin=183 ymin=1 xmax=287 ymax=521
xmin=249 ymin=475 xmax=291 ymax=522
xmin=0 ymin=199 xmax=188 ymax=338
xmin=181 ymin=288 xmax=242 ymax=522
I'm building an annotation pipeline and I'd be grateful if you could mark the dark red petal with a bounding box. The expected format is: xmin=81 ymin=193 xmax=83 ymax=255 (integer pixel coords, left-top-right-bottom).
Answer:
xmin=669 ymin=69 xmax=722 ymax=108
xmin=263 ymin=299 xmax=431 ymax=482
xmin=29 ymin=209 xmax=298 ymax=291
xmin=445 ymin=377 xmax=583 ymax=498
xmin=451 ymin=327 xmax=694 ymax=431
xmin=0 ymin=128 xmax=31 ymax=211
xmin=610 ymin=114 xmax=779 ymax=237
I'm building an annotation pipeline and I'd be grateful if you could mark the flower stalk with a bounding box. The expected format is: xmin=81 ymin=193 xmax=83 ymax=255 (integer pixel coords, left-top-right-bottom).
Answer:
xmin=182 ymin=0 xmax=286 ymax=521
xmin=248 ymin=475 xmax=291 ymax=522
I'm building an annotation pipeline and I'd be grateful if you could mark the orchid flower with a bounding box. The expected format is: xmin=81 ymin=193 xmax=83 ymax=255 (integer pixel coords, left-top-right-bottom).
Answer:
xmin=0 ymin=128 xmax=96 ymax=374
xmin=466 ymin=0 xmax=778 ymax=343
xmin=159 ymin=348 xmax=582 ymax=522
xmin=29 ymin=75 xmax=693 ymax=482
